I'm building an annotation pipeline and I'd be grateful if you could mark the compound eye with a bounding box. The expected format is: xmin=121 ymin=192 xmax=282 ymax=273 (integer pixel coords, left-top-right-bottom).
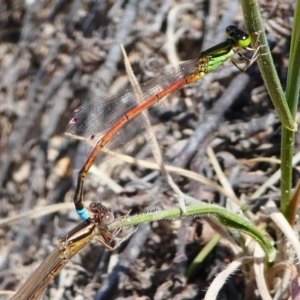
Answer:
xmin=103 ymin=211 xmax=114 ymax=225
xmin=236 ymin=31 xmax=251 ymax=48
xmin=226 ymin=25 xmax=238 ymax=38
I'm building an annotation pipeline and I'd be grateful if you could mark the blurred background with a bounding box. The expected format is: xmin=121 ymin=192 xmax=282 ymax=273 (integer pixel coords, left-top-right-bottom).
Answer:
xmin=0 ymin=0 xmax=296 ymax=299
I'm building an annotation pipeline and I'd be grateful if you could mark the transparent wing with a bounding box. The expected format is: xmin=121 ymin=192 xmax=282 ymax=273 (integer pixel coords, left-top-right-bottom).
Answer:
xmin=66 ymin=59 xmax=199 ymax=160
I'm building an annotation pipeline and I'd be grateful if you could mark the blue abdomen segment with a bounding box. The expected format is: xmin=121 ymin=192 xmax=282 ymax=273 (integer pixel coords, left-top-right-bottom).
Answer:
xmin=77 ymin=208 xmax=90 ymax=221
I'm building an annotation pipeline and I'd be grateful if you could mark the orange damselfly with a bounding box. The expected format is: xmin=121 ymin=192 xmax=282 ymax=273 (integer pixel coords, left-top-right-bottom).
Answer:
xmin=66 ymin=25 xmax=254 ymax=221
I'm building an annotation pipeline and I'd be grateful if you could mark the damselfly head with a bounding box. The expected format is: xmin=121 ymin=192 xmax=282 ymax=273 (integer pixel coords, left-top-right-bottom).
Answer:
xmin=225 ymin=25 xmax=251 ymax=48
xmin=90 ymin=202 xmax=115 ymax=225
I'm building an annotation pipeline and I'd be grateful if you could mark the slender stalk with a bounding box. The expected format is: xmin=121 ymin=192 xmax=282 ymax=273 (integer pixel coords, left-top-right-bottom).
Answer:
xmin=186 ymin=234 xmax=221 ymax=278
xmin=282 ymin=0 xmax=300 ymax=220
xmin=241 ymin=0 xmax=296 ymax=131
xmin=241 ymin=0 xmax=299 ymax=219
xmin=108 ymin=198 xmax=276 ymax=262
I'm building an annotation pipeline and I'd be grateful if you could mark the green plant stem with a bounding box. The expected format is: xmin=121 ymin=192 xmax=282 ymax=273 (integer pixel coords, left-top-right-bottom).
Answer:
xmin=241 ymin=0 xmax=300 ymax=220
xmin=108 ymin=198 xmax=276 ymax=262
xmin=281 ymin=0 xmax=300 ymax=219
xmin=186 ymin=234 xmax=221 ymax=279
xmin=241 ymin=0 xmax=295 ymax=131
xmin=281 ymin=130 xmax=295 ymax=219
